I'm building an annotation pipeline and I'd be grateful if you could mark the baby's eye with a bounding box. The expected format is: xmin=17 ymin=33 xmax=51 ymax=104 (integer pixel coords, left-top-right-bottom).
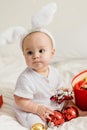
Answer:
xmin=27 ymin=51 xmax=33 ymax=55
xmin=39 ymin=49 xmax=45 ymax=53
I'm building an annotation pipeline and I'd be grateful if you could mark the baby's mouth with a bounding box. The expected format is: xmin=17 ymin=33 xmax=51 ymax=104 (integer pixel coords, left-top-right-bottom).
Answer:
xmin=33 ymin=61 xmax=41 ymax=64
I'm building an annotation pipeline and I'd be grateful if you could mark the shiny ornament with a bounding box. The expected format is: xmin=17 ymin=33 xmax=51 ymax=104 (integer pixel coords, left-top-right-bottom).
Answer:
xmin=47 ymin=110 xmax=65 ymax=127
xmin=31 ymin=123 xmax=46 ymax=130
xmin=0 ymin=95 xmax=3 ymax=107
xmin=50 ymin=89 xmax=73 ymax=104
xmin=62 ymin=106 xmax=78 ymax=121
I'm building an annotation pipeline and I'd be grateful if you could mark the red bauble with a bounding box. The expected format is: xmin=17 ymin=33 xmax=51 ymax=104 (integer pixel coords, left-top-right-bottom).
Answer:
xmin=47 ymin=110 xmax=65 ymax=126
xmin=62 ymin=106 xmax=78 ymax=121
xmin=0 ymin=95 xmax=3 ymax=107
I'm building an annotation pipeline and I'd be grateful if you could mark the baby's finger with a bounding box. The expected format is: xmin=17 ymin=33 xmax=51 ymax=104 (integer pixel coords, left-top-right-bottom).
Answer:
xmin=41 ymin=114 xmax=48 ymax=121
xmin=46 ymin=108 xmax=54 ymax=115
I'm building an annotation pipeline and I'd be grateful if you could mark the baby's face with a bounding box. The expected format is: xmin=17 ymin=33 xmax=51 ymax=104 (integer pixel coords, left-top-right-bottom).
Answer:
xmin=22 ymin=32 xmax=55 ymax=73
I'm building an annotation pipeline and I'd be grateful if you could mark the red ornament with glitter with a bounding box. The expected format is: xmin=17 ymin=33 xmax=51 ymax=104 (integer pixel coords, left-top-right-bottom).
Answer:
xmin=47 ymin=110 xmax=65 ymax=127
xmin=62 ymin=106 xmax=78 ymax=121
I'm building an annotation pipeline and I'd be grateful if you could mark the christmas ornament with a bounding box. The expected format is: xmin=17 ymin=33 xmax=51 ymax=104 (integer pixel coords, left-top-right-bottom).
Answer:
xmin=31 ymin=123 xmax=46 ymax=130
xmin=62 ymin=106 xmax=78 ymax=121
xmin=50 ymin=89 xmax=73 ymax=104
xmin=72 ymin=70 xmax=87 ymax=110
xmin=46 ymin=110 xmax=65 ymax=127
xmin=0 ymin=95 xmax=3 ymax=107
xmin=48 ymin=88 xmax=78 ymax=127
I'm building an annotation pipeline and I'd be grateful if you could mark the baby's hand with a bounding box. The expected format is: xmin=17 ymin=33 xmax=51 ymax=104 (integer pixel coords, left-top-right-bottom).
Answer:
xmin=76 ymin=107 xmax=87 ymax=116
xmin=36 ymin=104 xmax=54 ymax=121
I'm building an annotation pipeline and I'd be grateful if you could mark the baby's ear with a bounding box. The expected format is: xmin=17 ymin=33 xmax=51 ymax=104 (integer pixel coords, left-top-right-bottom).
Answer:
xmin=51 ymin=49 xmax=55 ymax=57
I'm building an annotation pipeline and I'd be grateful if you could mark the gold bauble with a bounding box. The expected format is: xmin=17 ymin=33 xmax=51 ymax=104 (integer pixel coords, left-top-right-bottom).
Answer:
xmin=84 ymin=77 xmax=87 ymax=82
xmin=31 ymin=123 xmax=46 ymax=130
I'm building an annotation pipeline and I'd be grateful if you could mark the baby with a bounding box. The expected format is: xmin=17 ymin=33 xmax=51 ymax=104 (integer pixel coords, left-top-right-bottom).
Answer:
xmin=14 ymin=3 xmax=87 ymax=129
xmin=14 ymin=28 xmax=66 ymax=128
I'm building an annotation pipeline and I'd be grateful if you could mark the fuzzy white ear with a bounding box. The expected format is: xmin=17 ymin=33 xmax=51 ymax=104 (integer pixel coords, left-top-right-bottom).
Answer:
xmin=0 ymin=3 xmax=57 ymax=47
xmin=0 ymin=26 xmax=27 ymax=46
xmin=31 ymin=2 xmax=57 ymax=29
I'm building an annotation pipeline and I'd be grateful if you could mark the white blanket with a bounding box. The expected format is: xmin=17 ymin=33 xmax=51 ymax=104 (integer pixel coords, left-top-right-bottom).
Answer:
xmin=0 ymin=44 xmax=87 ymax=130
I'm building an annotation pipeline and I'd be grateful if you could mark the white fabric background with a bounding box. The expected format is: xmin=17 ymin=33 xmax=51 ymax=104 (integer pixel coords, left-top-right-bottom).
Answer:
xmin=0 ymin=0 xmax=87 ymax=59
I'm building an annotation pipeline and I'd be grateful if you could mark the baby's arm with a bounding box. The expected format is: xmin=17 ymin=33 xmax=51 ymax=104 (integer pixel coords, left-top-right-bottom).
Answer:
xmin=14 ymin=95 xmax=54 ymax=121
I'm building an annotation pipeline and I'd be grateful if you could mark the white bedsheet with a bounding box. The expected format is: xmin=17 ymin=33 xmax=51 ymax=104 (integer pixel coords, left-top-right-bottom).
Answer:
xmin=0 ymin=44 xmax=87 ymax=130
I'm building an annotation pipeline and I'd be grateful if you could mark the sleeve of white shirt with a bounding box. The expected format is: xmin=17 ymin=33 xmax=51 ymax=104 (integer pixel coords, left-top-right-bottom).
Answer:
xmin=14 ymin=75 xmax=35 ymax=99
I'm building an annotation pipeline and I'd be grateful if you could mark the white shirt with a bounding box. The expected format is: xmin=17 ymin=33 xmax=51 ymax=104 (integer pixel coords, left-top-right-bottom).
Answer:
xmin=14 ymin=65 xmax=65 ymax=111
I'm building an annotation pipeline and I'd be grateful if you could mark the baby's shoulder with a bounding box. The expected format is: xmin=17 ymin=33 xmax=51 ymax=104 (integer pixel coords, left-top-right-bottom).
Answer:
xmin=18 ymin=67 xmax=33 ymax=79
xmin=50 ymin=65 xmax=59 ymax=71
xmin=50 ymin=65 xmax=60 ymax=75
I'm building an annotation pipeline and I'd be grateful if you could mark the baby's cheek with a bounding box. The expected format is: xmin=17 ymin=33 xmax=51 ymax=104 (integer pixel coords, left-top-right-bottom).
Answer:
xmin=43 ymin=60 xmax=50 ymax=65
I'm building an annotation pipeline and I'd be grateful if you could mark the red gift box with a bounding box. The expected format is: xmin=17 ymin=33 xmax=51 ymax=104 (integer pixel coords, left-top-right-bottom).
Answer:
xmin=72 ymin=70 xmax=87 ymax=111
xmin=0 ymin=95 xmax=3 ymax=107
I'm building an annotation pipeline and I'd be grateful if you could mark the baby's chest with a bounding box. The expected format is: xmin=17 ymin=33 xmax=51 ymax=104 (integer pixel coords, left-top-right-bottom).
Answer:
xmin=33 ymin=77 xmax=59 ymax=96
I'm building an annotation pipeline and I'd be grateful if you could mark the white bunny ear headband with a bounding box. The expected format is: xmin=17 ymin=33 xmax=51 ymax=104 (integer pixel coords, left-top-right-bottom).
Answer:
xmin=0 ymin=2 xmax=57 ymax=49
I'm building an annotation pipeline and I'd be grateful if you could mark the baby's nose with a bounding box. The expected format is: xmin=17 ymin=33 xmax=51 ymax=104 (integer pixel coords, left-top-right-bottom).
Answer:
xmin=33 ymin=52 xmax=39 ymax=59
